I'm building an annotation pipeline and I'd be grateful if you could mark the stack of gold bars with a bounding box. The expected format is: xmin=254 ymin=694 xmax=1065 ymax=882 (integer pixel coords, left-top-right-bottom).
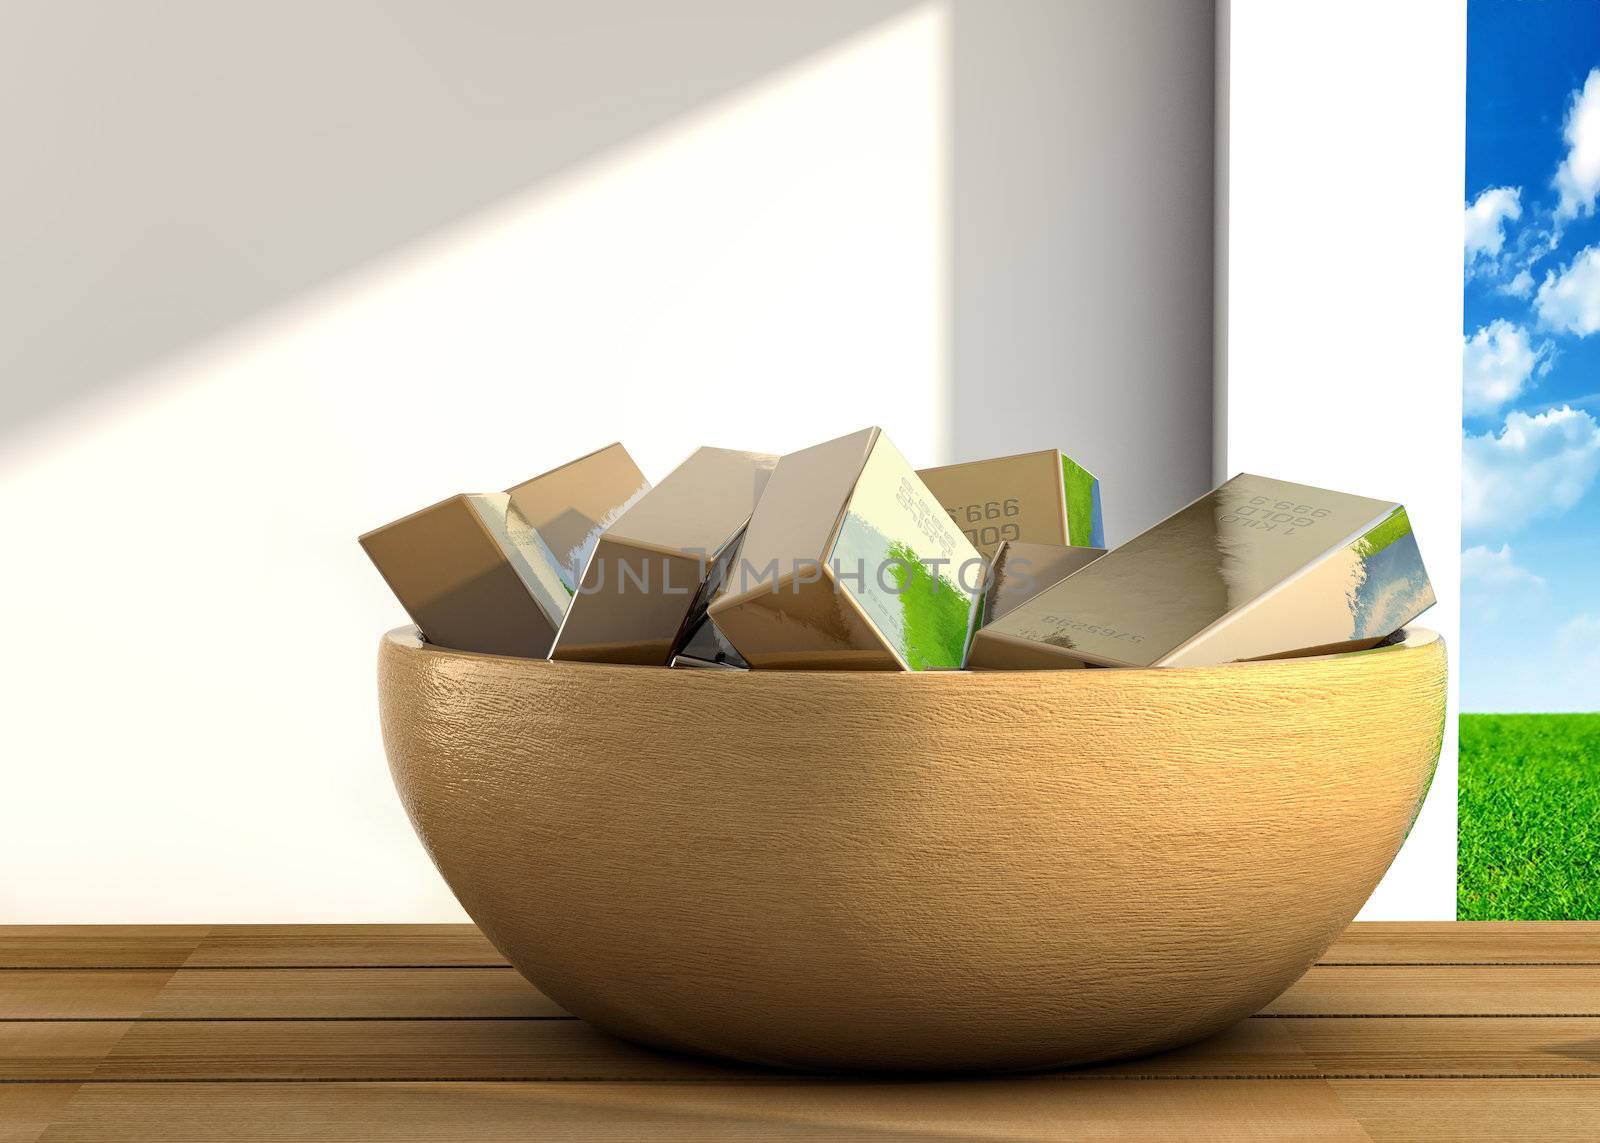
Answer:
xmin=360 ymin=427 xmax=1435 ymax=672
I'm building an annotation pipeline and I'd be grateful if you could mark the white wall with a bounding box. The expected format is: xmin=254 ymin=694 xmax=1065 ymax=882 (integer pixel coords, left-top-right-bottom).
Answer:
xmin=2 ymin=1 xmax=1219 ymax=921
xmin=1 ymin=2 xmax=947 ymax=922
xmin=1224 ymin=1 xmax=1466 ymax=919
xmin=4 ymin=0 xmax=1465 ymax=925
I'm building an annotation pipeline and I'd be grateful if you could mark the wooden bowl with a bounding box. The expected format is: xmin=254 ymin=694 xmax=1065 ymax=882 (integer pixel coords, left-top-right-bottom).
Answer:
xmin=378 ymin=625 xmax=1446 ymax=1073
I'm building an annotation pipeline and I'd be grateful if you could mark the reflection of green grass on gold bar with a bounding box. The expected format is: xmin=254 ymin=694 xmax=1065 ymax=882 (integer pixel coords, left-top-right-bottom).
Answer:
xmin=1060 ymin=454 xmax=1102 ymax=547
xmin=1459 ymin=713 xmax=1600 ymax=920
xmin=886 ymin=540 xmax=972 ymax=670
xmin=1354 ymin=505 xmax=1413 ymax=558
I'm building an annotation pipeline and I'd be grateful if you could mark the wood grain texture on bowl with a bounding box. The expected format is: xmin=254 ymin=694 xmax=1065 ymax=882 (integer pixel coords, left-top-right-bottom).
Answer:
xmin=378 ymin=627 xmax=1446 ymax=1073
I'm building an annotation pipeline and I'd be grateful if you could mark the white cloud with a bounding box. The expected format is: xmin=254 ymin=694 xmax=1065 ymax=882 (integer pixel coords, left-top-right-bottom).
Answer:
xmin=1501 ymin=269 xmax=1535 ymax=298
xmin=1557 ymin=612 xmax=1600 ymax=648
xmin=1463 ymin=320 xmax=1544 ymax=415
xmin=1461 ymin=544 xmax=1545 ymax=621
xmin=1554 ymin=614 xmax=1600 ymax=691
xmin=1535 ymin=614 xmax=1600 ymax=711
xmin=1465 ymin=186 xmax=1522 ymax=262
xmin=1462 ymin=405 xmax=1600 ymax=538
xmin=1466 ymin=611 xmax=1600 ymax=711
xmin=1462 ymin=544 xmax=1546 ymax=591
xmin=1556 ymin=69 xmax=1600 ymax=220
xmin=1535 ymin=245 xmax=1600 ymax=335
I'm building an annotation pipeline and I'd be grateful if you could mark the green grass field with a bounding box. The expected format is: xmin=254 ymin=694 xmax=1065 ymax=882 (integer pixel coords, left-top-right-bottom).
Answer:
xmin=1458 ymin=713 xmax=1600 ymax=919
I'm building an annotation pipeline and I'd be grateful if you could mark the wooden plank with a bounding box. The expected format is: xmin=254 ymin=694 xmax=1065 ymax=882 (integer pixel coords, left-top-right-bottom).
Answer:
xmin=0 ymin=968 xmax=557 ymax=1021
xmin=30 ymin=1078 xmax=1600 ymax=1143
xmin=26 ymin=955 xmax=1600 ymax=1025
xmin=0 ymin=973 xmax=174 ymax=1021
xmin=0 ymin=929 xmax=207 ymax=970
xmin=1332 ymin=1079 xmax=1600 ymax=1142
xmin=1323 ymin=922 xmax=1600 ymax=964
xmin=0 ymin=1085 xmax=80 ymax=1143
xmin=1265 ymin=1017 xmax=1600 ymax=1079
xmin=2 ymin=921 xmax=1583 ymax=971
xmin=12 ymin=953 xmax=1600 ymax=1025
xmin=12 ymin=952 xmax=1599 ymax=1024
xmin=0 ymin=1023 xmax=130 ymax=1080
xmin=9 ymin=954 xmax=1587 ymax=1018
xmin=1268 ymin=965 xmax=1600 ymax=1016
xmin=13 ymin=920 xmax=1581 ymax=970
xmin=145 ymin=968 xmax=564 ymax=1019
xmin=7 ymin=1015 xmax=1600 ymax=1082
xmin=32 ymin=1079 xmax=1374 ymax=1142
xmin=183 ymin=925 xmax=505 ymax=968
xmin=82 ymin=1019 xmax=748 ymax=1081
xmin=18 ymin=1017 xmax=1286 ymax=1084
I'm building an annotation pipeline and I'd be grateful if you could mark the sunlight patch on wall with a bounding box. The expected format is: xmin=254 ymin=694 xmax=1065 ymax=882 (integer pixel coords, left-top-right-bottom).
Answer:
xmin=0 ymin=3 xmax=948 ymax=922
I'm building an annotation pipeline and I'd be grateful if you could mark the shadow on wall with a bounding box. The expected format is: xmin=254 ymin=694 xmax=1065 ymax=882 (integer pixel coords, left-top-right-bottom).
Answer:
xmin=948 ymin=1 xmax=1215 ymax=540
xmin=4 ymin=0 xmax=1214 ymax=539
xmin=1 ymin=0 xmax=920 ymax=427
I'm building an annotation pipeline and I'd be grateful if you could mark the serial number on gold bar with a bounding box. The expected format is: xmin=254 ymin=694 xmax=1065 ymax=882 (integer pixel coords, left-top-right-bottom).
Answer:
xmin=943 ymin=498 xmax=1021 ymax=549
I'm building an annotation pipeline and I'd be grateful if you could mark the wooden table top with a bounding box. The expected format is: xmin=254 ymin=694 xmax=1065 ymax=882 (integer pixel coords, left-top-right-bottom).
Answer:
xmin=3 ymin=923 xmax=1598 ymax=1141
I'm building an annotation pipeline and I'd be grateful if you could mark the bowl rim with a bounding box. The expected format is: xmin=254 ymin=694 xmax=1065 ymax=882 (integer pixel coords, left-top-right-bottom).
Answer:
xmin=380 ymin=624 xmax=1441 ymax=682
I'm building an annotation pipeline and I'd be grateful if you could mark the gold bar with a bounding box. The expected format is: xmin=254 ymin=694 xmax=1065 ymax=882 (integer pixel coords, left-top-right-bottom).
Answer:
xmin=711 ymin=427 xmax=984 ymax=671
xmin=969 ymin=473 xmax=1435 ymax=669
xmin=360 ymin=443 xmax=651 ymax=659
xmin=505 ymin=441 xmax=650 ymax=589
xmin=554 ymin=447 xmax=776 ymax=666
xmin=669 ymin=527 xmax=751 ymax=670
xmin=982 ymin=540 xmax=1105 ymax=624
xmin=359 ymin=493 xmax=569 ymax=659
xmin=918 ymin=448 xmax=1104 ymax=558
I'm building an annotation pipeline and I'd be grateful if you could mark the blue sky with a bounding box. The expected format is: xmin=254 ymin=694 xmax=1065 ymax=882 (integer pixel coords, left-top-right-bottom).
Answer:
xmin=1463 ymin=0 xmax=1600 ymax=712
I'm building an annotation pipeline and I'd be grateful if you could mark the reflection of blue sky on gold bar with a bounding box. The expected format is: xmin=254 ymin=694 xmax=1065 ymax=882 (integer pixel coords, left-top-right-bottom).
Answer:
xmin=977 ymin=475 xmax=1435 ymax=669
xmin=1464 ymin=1 xmax=1600 ymax=711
